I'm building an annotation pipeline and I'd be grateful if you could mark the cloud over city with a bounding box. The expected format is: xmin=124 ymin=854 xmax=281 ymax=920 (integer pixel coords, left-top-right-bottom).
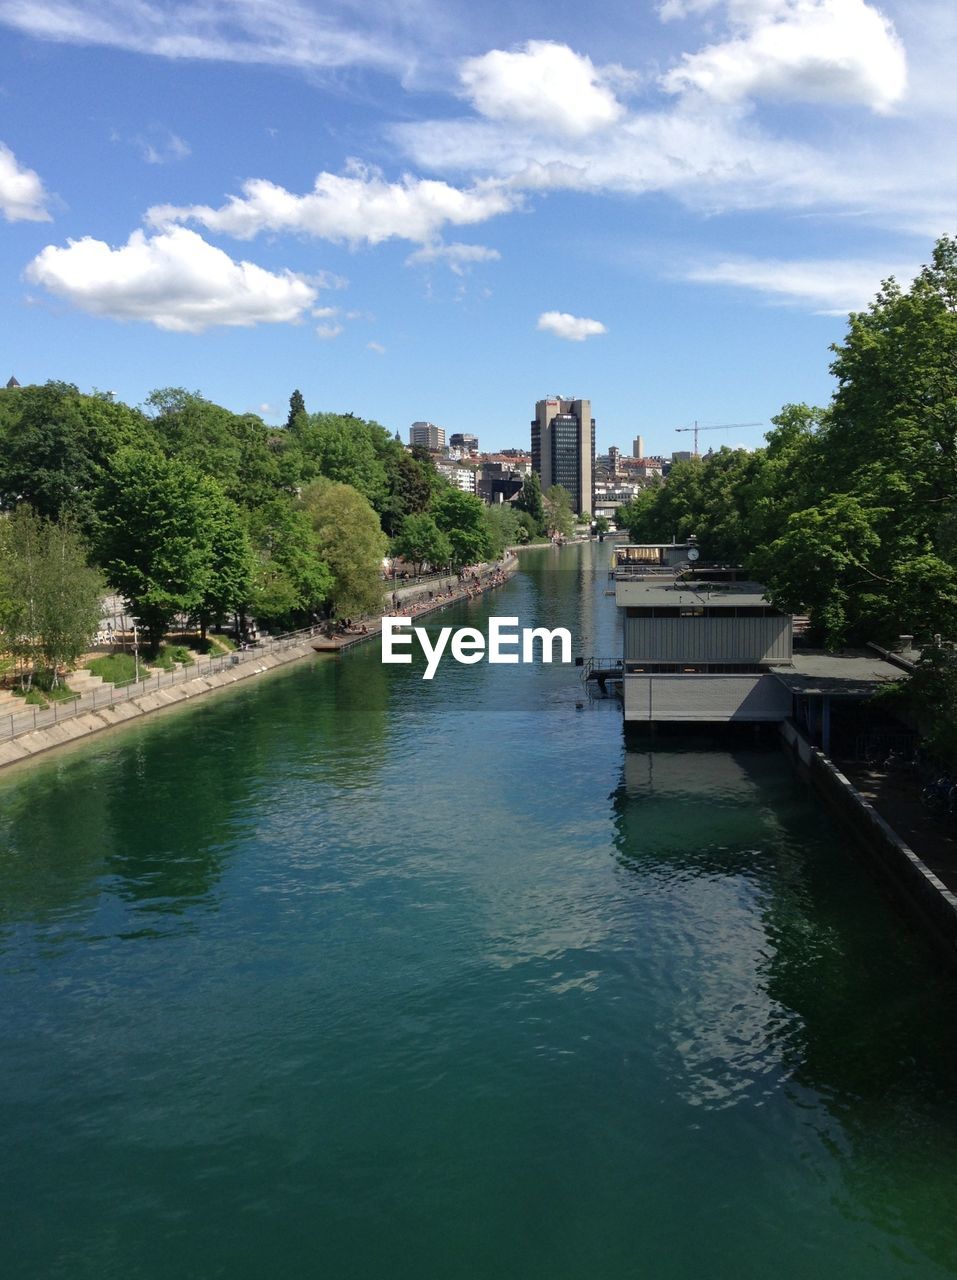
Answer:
xmin=537 ymin=311 xmax=607 ymax=341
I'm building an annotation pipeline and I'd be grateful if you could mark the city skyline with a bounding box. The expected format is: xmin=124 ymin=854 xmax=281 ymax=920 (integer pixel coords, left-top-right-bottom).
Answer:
xmin=1 ymin=1 xmax=953 ymax=455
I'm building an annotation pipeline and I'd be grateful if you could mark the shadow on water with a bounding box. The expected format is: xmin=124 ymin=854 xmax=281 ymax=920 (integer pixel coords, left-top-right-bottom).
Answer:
xmin=0 ymin=652 xmax=394 ymax=932
xmin=611 ymin=734 xmax=957 ymax=1273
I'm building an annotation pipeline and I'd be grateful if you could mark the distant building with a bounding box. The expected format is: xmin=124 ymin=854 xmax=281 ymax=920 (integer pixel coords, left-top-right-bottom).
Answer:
xmin=6 ymin=375 xmax=20 ymax=389
xmin=410 ymin=421 xmax=446 ymax=450
xmin=436 ymin=459 xmax=477 ymax=494
xmin=480 ymin=452 xmax=532 ymax=475
xmin=632 ymin=435 xmax=644 ymax=459
xmin=531 ymin=397 xmax=595 ymax=516
xmin=477 ymin=461 xmax=525 ymax=504
xmin=449 ymin=432 xmax=478 ymax=452
xmin=672 ymin=450 xmax=693 ymax=464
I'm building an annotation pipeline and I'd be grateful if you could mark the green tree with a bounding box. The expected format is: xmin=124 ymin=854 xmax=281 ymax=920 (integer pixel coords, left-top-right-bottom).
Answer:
xmin=753 ymin=495 xmax=885 ymax=648
xmin=301 ymin=479 xmax=388 ymax=618
xmin=296 ymin=412 xmax=391 ymax=510
xmin=515 ymin=472 xmax=545 ymax=532
xmin=0 ymin=507 xmax=102 ymax=687
xmin=392 ymin=513 xmax=451 ymax=575
xmin=0 ymin=381 xmax=151 ymax=529
xmin=246 ymin=496 xmax=332 ymax=628
xmin=483 ymin=503 xmax=521 ymax=557
xmin=195 ymin=479 xmax=255 ymax=642
xmin=380 ymin=449 xmax=437 ymax=537
xmin=96 ymin=450 xmax=215 ymax=652
xmin=543 ymin=485 xmax=574 ymax=538
xmin=432 ymin=488 xmax=494 ymax=569
xmin=287 ymin=388 xmax=306 ymax=430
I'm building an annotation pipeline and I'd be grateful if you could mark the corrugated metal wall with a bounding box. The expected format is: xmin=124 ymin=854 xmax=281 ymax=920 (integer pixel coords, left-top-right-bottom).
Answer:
xmin=624 ymin=615 xmax=792 ymax=663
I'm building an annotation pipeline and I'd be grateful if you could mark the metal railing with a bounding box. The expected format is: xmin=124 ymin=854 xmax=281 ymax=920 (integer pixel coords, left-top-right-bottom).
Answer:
xmin=1 ymin=625 xmax=323 ymax=744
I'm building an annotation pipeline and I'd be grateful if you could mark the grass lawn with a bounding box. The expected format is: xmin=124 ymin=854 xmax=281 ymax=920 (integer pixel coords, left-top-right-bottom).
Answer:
xmin=86 ymin=652 xmax=140 ymax=684
xmin=151 ymin=644 xmax=195 ymax=671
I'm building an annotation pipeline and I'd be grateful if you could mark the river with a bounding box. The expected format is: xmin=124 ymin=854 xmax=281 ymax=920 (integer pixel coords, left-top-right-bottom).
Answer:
xmin=2 ymin=541 xmax=957 ymax=1278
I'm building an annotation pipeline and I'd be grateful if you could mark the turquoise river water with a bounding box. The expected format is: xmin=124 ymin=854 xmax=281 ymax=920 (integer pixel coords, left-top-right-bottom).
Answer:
xmin=2 ymin=542 xmax=957 ymax=1278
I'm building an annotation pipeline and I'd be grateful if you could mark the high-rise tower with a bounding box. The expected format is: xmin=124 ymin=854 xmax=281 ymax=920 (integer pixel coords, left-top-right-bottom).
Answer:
xmin=531 ymin=398 xmax=595 ymax=516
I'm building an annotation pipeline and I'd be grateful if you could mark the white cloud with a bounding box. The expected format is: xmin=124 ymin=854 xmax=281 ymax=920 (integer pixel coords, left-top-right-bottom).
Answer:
xmin=537 ymin=311 xmax=607 ymax=341
xmin=25 ymin=226 xmax=320 ymax=332
xmin=314 ymin=305 xmax=344 ymax=338
xmin=136 ymin=131 xmax=191 ymax=165
xmin=147 ymin=161 xmax=520 ymax=246
xmin=0 ymin=0 xmax=410 ymax=74
xmin=460 ymin=41 xmax=628 ymax=138
xmin=405 ymin=241 xmax=501 ymax=274
xmin=0 ymin=141 xmax=51 ymax=221
xmin=397 ymin=101 xmax=828 ymax=211
xmin=683 ymin=253 xmax=917 ymax=312
xmin=367 ymin=340 xmax=386 ymax=353
xmin=662 ymin=0 xmax=907 ymax=113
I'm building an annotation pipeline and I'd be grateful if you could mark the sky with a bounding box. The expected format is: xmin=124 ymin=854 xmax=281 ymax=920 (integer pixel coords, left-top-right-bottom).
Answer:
xmin=0 ymin=0 xmax=954 ymax=456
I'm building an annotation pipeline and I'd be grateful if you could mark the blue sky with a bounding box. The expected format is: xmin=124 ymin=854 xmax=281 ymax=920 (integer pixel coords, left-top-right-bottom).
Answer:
xmin=0 ymin=0 xmax=952 ymax=455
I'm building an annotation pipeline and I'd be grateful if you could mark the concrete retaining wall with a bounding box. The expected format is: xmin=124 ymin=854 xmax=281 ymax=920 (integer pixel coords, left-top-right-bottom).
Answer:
xmin=0 ymin=641 xmax=318 ymax=771
xmin=780 ymin=719 xmax=957 ymax=965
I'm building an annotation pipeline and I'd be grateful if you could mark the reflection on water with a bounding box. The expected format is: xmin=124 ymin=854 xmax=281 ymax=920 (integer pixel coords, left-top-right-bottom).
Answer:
xmin=1 ymin=543 xmax=957 ymax=1279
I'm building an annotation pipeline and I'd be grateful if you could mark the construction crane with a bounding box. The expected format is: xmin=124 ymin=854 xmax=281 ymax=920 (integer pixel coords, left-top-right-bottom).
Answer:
xmin=675 ymin=421 xmax=762 ymax=456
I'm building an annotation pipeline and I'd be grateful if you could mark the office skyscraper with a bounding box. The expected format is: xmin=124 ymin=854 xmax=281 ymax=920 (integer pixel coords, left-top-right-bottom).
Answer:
xmin=531 ymin=398 xmax=595 ymax=515
xmin=410 ymin=421 xmax=445 ymax=450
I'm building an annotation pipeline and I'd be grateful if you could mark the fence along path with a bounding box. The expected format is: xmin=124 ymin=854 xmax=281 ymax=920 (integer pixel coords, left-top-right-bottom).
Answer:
xmin=1 ymin=627 xmax=322 ymax=744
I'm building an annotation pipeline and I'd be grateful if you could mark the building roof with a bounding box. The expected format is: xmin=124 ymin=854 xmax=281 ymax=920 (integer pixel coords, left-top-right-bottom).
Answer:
xmin=615 ymin=578 xmax=776 ymax=609
xmin=771 ymin=650 xmax=906 ymax=698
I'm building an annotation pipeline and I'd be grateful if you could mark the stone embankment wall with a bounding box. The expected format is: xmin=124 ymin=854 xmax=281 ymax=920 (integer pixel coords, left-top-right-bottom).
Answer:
xmin=0 ymin=639 xmax=318 ymax=771
xmin=780 ymin=719 xmax=957 ymax=964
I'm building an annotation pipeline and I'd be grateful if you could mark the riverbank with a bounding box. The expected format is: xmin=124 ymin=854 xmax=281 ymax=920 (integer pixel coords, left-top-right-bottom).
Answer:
xmin=781 ymin=718 xmax=957 ymax=967
xmin=311 ymin=553 xmax=519 ymax=653
xmin=0 ymin=554 xmax=521 ymax=771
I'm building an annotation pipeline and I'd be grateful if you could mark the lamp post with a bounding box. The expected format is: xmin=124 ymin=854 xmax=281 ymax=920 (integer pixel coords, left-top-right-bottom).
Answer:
xmin=133 ymin=620 xmax=140 ymax=683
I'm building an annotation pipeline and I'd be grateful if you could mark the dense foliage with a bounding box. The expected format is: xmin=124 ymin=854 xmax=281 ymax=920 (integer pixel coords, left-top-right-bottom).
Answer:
xmin=0 ymin=379 xmax=526 ymax=659
xmin=618 ymin=235 xmax=957 ymax=653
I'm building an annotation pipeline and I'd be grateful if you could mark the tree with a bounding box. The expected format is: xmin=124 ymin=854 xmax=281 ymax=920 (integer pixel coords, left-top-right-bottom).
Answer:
xmin=301 ymin=479 xmax=388 ymax=618
xmin=753 ymin=495 xmax=884 ymax=648
xmin=0 ymin=381 xmax=151 ymax=530
xmin=96 ymin=450 xmax=216 ymax=652
xmin=380 ymin=449 xmax=437 ymax=537
xmin=483 ymin=504 xmax=522 ymax=557
xmin=295 ymin=412 xmax=390 ymax=509
xmin=432 ymin=488 xmax=493 ymax=569
xmin=543 ymin=485 xmax=574 ymax=538
xmin=594 ymin=515 xmax=610 ymax=536
xmin=881 ymin=642 xmax=957 ymax=764
xmin=195 ymin=479 xmax=255 ymax=642
xmin=515 ymin=472 xmax=545 ymax=532
xmin=392 ymin=514 xmax=451 ymax=576
xmin=287 ymin=388 xmax=306 ymax=430
xmin=245 ymin=496 xmax=332 ymax=628
xmin=0 ymin=507 xmax=102 ymax=687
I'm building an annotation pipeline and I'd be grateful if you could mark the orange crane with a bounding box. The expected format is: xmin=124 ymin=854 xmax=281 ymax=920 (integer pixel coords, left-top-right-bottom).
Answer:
xmin=675 ymin=421 xmax=762 ymax=456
